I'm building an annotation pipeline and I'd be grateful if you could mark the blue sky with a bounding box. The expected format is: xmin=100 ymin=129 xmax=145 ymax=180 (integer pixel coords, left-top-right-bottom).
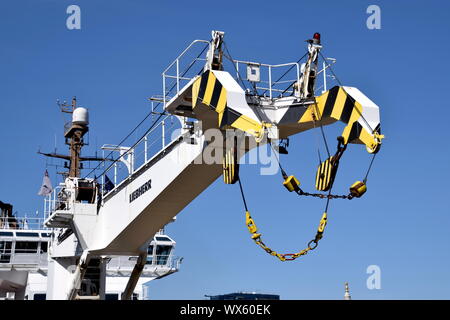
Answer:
xmin=1 ymin=0 xmax=450 ymax=299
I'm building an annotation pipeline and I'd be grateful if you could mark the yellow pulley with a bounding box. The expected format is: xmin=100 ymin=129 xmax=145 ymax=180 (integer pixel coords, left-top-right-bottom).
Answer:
xmin=283 ymin=175 xmax=301 ymax=193
xmin=315 ymin=156 xmax=338 ymax=191
xmin=349 ymin=181 xmax=367 ymax=198
xmin=223 ymin=140 xmax=239 ymax=185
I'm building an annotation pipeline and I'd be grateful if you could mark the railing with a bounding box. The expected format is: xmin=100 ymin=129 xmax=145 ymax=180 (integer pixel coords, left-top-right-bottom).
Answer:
xmin=167 ymin=256 xmax=183 ymax=270
xmin=43 ymin=116 xmax=184 ymax=222
xmin=0 ymin=217 xmax=48 ymax=231
xmin=232 ymin=60 xmax=301 ymax=99
xmin=97 ymin=115 xmax=181 ymax=196
xmin=145 ymin=254 xmax=178 ymax=267
xmin=0 ymin=249 xmax=48 ymax=268
xmin=162 ymin=39 xmax=210 ymax=108
xmin=162 ymin=37 xmax=304 ymax=103
xmin=44 ymin=185 xmax=70 ymax=220
xmin=0 ymin=249 xmax=179 ymax=274
xmin=105 ymin=254 xmax=180 ymax=271
xmin=162 ymin=37 xmax=304 ymax=105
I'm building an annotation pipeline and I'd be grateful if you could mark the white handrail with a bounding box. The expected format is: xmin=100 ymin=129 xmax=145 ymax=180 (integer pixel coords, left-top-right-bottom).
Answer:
xmin=233 ymin=60 xmax=301 ymax=98
xmin=95 ymin=116 xmax=181 ymax=196
xmin=162 ymin=39 xmax=210 ymax=107
xmin=162 ymin=40 xmax=210 ymax=75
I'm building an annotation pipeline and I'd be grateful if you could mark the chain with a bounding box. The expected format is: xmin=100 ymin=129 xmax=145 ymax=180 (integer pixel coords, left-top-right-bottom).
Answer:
xmin=296 ymin=189 xmax=353 ymax=200
xmin=238 ymin=118 xmax=372 ymax=261
xmin=245 ymin=210 xmax=327 ymax=262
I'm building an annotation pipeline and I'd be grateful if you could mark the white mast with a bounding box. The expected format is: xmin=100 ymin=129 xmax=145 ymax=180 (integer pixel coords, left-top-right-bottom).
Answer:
xmin=344 ymin=282 xmax=351 ymax=300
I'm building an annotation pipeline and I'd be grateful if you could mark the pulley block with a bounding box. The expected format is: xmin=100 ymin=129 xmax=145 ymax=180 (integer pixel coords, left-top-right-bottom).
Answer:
xmin=283 ymin=175 xmax=301 ymax=193
xmin=349 ymin=181 xmax=367 ymax=198
xmin=315 ymin=156 xmax=339 ymax=191
xmin=223 ymin=145 xmax=239 ymax=184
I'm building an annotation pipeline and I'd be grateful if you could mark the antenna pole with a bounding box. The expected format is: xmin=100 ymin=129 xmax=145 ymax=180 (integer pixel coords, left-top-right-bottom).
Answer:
xmin=344 ymin=282 xmax=352 ymax=300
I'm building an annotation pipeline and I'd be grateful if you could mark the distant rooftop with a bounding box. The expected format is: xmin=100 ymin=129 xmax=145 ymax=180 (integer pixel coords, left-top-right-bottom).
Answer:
xmin=205 ymin=292 xmax=280 ymax=300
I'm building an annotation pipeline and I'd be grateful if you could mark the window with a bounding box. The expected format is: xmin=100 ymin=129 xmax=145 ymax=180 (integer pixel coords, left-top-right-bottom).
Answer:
xmin=105 ymin=293 xmax=119 ymax=300
xmin=0 ymin=231 xmax=13 ymax=237
xmin=155 ymin=245 xmax=172 ymax=265
xmin=33 ymin=294 xmax=46 ymax=300
xmin=16 ymin=232 xmax=39 ymax=238
xmin=15 ymin=241 xmax=38 ymax=253
xmin=40 ymin=242 xmax=48 ymax=253
xmin=155 ymin=236 xmax=171 ymax=242
xmin=0 ymin=241 xmax=12 ymax=263
xmin=146 ymin=245 xmax=154 ymax=264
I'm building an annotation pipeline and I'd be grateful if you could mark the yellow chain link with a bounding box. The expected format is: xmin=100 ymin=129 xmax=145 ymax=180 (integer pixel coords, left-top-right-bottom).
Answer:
xmin=245 ymin=211 xmax=328 ymax=262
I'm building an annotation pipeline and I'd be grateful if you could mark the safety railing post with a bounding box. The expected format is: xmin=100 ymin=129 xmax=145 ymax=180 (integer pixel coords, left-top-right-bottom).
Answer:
xmin=163 ymin=73 xmax=166 ymax=109
xmin=176 ymin=59 xmax=180 ymax=94
xmin=51 ymin=189 xmax=55 ymax=213
xmin=43 ymin=195 xmax=47 ymax=219
xmin=101 ymin=171 xmax=105 ymax=196
xmin=236 ymin=61 xmax=239 ymax=81
xmin=269 ymin=65 xmax=272 ymax=99
xmin=162 ymin=121 xmax=166 ymax=149
xmin=101 ymin=150 xmax=105 ymax=195
xmin=144 ymin=135 xmax=148 ymax=163
xmin=130 ymin=150 xmax=134 ymax=176
xmin=47 ymin=192 xmax=50 ymax=215
xmin=114 ymin=163 xmax=117 ymax=186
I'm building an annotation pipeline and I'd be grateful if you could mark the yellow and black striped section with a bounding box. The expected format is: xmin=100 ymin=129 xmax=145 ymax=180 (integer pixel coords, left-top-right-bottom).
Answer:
xmin=192 ymin=70 xmax=263 ymax=139
xmin=192 ymin=70 xmax=227 ymax=114
xmin=315 ymin=156 xmax=338 ymax=191
xmin=299 ymin=86 xmax=381 ymax=153
xmin=223 ymin=146 xmax=239 ymax=184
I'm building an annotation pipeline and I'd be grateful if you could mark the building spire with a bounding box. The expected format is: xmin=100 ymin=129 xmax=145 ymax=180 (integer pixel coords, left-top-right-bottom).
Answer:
xmin=344 ymin=282 xmax=351 ymax=300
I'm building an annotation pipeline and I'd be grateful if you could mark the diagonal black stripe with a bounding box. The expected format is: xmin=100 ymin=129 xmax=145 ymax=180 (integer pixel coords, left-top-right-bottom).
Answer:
xmin=348 ymin=122 xmax=362 ymax=143
xmin=197 ymin=70 xmax=210 ymax=101
xmin=279 ymin=105 xmax=308 ymax=123
xmin=220 ymin=106 xmax=241 ymax=128
xmin=219 ymin=106 xmax=228 ymax=128
xmin=323 ymin=86 xmax=339 ymax=118
xmin=341 ymin=93 xmax=354 ymax=124
xmin=210 ymin=79 xmax=222 ymax=109
xmin=374 ymin=123 xmax=381 ymax=134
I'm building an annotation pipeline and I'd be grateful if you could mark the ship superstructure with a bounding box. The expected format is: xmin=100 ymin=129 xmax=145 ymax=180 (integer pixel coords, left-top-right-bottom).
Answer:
xmin=0 ymin=201 xmax=180 ymax=300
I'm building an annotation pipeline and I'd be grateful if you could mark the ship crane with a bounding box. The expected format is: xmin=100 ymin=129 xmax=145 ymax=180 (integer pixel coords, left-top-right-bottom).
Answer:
xmin=43 ymin=31 xmax=383 ymax=299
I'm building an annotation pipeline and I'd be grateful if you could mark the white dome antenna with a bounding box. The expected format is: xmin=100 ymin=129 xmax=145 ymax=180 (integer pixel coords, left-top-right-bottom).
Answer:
xmin=72 ymin=107 xmax=89 ymax=126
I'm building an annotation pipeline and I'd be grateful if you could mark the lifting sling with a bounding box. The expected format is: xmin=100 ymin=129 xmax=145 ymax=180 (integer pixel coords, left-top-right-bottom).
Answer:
xmin=231 ymin=133 xmax=377 ymax=261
